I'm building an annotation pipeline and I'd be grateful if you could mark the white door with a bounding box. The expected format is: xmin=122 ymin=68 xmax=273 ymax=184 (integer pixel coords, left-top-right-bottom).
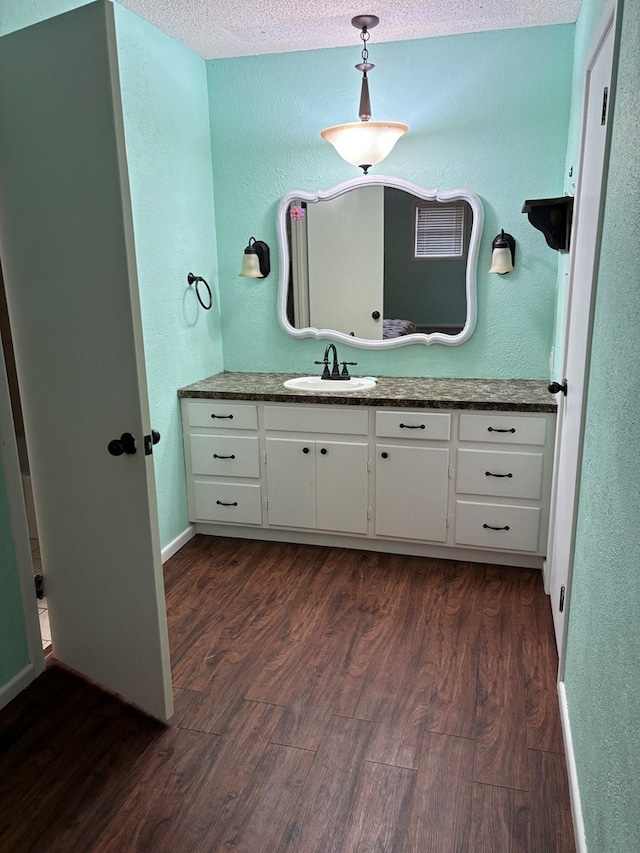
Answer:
xmin=0 ymin=3 xmax=172 ymax=720
xmin=547 ymin=11 xmax=617 ymax=660
xmin=307 ymin=186 xmax=384 ymax=339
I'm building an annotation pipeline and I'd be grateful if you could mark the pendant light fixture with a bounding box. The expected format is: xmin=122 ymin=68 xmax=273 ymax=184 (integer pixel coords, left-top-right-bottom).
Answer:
xmin=321 ymin=15 xmax=408 ymax=174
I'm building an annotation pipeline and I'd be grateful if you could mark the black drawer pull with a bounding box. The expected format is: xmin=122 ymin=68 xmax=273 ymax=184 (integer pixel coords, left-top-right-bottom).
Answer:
xmin=487 ymin=426 xmax=515 ymax=433
xmin=211 ymin=413 xmax=233 ymax=419
xmin=400 ymin=423 xmax=425 ymax=430
xmin=483 ymin=523 xmax=510 ymax=531
xmin=216 ymin=500 xmax=238 ymax=507
xmin=213 ymin=453 xmax=235 ymax=460
xmin=485 ymin=471 xmax=513 ymax=478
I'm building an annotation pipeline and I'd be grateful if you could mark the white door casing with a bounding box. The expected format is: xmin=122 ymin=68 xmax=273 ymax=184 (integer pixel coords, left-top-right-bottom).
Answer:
xmin=546 ymin=5 xmax=618 ymax=663
xmin=0 ymin=3 xmax=173 ymax=719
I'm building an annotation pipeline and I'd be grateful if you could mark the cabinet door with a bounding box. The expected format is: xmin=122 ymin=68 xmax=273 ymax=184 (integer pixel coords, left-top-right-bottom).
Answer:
xmin=266 ymin=438 xmax=316 ymax=529
xmin=375 ymin=444 xmax=449 ymax=542
xmin=316 ymin=441 xmax=369 ymax=534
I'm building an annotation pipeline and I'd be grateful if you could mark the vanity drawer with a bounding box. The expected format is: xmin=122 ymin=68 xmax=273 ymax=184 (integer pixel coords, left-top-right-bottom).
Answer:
xmin=456 ymin=449 xmax=544 ymax=499
xmin=186 ymin=400 xmax=258 ymax=430
xmin=189 ymin=435 xmax=260 ymax=478
xmin=376 ymin=410 xmax=451 ymax=440
xmin=459 ymin=413 xmax=546 ymax=445
xmin=454 ymin=500 xmax=541 ymax=552
xmin=264 ymin=405 xmax=368 ymax=435
xmin=193 ymin=480 xmax=262 ymax=524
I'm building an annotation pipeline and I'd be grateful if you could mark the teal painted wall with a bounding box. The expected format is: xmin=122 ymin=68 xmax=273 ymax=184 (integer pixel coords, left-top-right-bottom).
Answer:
xmin=0 ymin=451 xmax=29 ymax=686
xmin=113 ymin=3 xmax=223 ymax=547
xmin=208 ymin=25 xmax=573 ymax=379
xmin=563 ymin=1 xmax=640 ymax=849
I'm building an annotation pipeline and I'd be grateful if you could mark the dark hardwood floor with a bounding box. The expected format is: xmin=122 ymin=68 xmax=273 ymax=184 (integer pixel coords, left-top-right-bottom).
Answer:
xmin=0 ymin=535 xmax=574 ymax=851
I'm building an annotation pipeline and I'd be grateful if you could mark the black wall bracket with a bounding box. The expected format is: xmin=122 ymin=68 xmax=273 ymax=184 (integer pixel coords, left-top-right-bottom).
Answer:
xmin=522 ymin=196 xmax=574 ymax=252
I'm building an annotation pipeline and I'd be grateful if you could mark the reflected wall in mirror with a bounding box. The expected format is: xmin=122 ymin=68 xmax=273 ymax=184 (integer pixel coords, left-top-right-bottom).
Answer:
xmin=277 ymin=177 xmax=484 ymax=349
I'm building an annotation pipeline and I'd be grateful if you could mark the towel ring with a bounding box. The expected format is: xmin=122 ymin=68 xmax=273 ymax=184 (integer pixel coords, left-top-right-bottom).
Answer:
xmin=187 ymin=272 xmax=212 ymax=310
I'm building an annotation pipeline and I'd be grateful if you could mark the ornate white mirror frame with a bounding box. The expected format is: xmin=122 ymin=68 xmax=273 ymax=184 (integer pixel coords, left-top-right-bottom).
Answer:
xmin=276 ymin=176 xmax=484 ymax=349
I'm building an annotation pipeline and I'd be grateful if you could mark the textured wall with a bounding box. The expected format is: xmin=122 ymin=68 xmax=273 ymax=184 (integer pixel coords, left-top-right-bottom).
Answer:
xmin=564 ymin=0 xmax=640 ymax=849
xmin=0 ymin=451 xmax=29 ymax=686
xmin=207 ymin=25 xmax=573 ymax=379
xmin=114 ymin=3 xmax=223 ymax=547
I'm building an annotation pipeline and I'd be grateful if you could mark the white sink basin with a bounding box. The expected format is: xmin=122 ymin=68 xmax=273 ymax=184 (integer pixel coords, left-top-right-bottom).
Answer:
xmin=283 ymin=376 xmax=376 ymax=393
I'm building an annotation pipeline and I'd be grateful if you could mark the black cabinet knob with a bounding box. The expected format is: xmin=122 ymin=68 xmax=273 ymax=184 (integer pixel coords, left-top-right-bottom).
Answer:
xmin=381 ymin=451 xmax=389 ymax=459
xmin=108 ymin=439 xmax=124 ymax=457
xmin=303 ymin=447 xmax=310 ymax=454
xmin=320 ymin=448 xmax=327 ymax=455
xmin=372 ymin=311 xmax=381 ymax=320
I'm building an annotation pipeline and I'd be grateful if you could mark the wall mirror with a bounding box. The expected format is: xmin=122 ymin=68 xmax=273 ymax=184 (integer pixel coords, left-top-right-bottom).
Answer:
xmin=277 ymin=176 xmax=484 ymax=348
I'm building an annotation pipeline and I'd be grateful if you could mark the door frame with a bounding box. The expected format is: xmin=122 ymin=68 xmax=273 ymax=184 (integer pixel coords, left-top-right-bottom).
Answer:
xmin=546 ymin=0 xmax=621 ymax=678
xmin=0 ymin=326 xmax=44 ymax=710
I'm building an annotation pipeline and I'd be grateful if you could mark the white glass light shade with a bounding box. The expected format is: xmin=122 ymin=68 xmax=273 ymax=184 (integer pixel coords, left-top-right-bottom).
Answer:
xmin=488 ymin=247 xmax=514 ymax=274
xmin=239 ymin=252 xmax=263 ymax=278
xmin=320 ymin=120 xmax=408 ymax=170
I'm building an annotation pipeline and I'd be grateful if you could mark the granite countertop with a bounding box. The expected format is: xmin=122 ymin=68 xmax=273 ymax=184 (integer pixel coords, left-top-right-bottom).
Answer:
xmin=178 ymin=372 xmax=557 ymax=413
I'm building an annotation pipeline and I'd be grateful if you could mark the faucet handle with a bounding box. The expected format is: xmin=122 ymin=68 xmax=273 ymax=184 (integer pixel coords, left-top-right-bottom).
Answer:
xmin=314 ymin=359 xmax=331 ymax=379
xmin=341 ymin=361 xmax=357 ymax=377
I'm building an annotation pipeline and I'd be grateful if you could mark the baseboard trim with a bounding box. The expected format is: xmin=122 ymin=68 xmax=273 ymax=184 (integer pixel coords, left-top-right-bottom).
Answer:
xmin=161 ymin=525 xmax=196 ymax=564
xmin=0 ymin=662 xmax=37 ymax=712
xmin=558 ymin=680 xmax=587 ymax=852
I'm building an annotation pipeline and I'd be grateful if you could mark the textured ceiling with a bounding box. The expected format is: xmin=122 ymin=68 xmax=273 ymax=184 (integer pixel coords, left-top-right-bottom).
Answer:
xmin=118 ymin=0 xmax=583 ymax=60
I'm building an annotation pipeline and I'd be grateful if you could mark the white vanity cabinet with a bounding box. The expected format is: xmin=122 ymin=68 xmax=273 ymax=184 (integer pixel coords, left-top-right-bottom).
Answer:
xmin=374 ymin=410 xmax=451 ymax=542
xmin=180 ymin=393 xmax=556 ymax=569
xmin=263 ymin=405 xmax=369 ymax=534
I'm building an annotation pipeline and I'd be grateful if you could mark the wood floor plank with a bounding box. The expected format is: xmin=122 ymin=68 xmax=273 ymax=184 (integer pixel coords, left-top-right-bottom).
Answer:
xmin=407 ymin=731 xmax=475 ymax=852
xmin=340 ymin=760 xmax=417 ymax=852
xmin=528 ymin=748 xmax=575 ymax=851
xmin=279 ymin=714 xmax=376 ymax=851
xmin=470 ymin=782 xmax=531 ymax=852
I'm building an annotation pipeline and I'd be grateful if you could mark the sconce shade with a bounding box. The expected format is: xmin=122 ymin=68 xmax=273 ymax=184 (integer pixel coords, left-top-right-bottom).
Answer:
xmin=239 ymin=237 xmax=270 ymax=278
xmin=488 ymin=230 xmax=516 ymax=274
xmin=320 ymin=121 xmax=409 ymax=173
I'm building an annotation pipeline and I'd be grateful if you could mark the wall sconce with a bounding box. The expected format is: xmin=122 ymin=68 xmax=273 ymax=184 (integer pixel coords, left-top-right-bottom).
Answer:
xmin=321 ymin=15 xmax=408 ymax=174
xmin=239 ymin=237 xmax=270 ymax=279
xmin=488 ymin=230 xmax=516 ymax=274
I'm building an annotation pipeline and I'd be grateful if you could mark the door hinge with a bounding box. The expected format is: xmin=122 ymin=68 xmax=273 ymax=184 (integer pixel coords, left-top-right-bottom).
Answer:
xmin=264 ymin=497 xmax=269 ymax=511
xmin=264 ymin=451 xmax=267 ymax=465
xmin=601 ymin=87 xmax=608 ymax=125
xmin=559 ymin=585 xmax=566 ymax=613
xmin=446 ymin=514 xmax=451 ymax=528
xmin=367 ymin=507 xmax=371 ymax=520
xmin=448 ymin=464 xmax=453 ymax=479
xmin=367 ymin=458 xmax=371 ymax=473
xmin=34 ymin=574 xmax=44 ymax=600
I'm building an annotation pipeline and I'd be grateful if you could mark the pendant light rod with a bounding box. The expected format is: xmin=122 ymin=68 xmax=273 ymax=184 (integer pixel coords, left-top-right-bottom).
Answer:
xmin=352 ymin=15 xmax=378 ymax=121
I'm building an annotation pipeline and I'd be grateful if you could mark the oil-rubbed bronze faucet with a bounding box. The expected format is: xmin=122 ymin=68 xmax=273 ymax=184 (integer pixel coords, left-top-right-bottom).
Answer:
xmin=315 ymin=344 xmax=357 ymax=380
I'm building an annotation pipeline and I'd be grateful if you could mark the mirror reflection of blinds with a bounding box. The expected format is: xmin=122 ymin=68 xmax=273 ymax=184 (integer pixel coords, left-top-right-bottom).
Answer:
xmin=415 ymin=203 xmax=465 ymax=258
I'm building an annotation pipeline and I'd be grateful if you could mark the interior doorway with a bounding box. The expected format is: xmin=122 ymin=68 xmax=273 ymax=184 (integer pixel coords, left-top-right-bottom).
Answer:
xmin=0 ymin=263 xmax=49 ymax=652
